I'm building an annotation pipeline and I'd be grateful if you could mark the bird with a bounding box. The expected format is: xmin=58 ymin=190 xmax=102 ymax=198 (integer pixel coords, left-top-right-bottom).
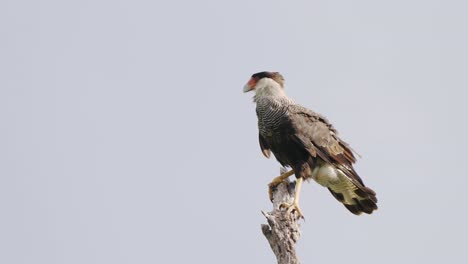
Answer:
xmin=243 ymin=71 xmax=377 ymax=218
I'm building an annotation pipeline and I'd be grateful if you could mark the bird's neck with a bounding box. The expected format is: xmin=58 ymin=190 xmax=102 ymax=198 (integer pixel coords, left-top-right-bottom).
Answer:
xmin=253 ymin=78 xmax=289 ymax=103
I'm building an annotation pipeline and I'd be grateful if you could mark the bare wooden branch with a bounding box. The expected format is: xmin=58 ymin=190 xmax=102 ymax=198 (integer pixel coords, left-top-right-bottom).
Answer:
xmin=261 ymin=179 xmax=301 ymax=264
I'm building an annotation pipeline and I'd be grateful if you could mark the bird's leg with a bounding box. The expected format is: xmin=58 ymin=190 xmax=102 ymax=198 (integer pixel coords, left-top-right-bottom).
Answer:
xmin=268 ymin=169 xmax=295 ymax=201
xmin=280 ymin=177 xmax=304 ymax=220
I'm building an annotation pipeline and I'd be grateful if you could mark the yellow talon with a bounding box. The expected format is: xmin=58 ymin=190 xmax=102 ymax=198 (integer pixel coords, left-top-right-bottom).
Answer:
xmin=267 ymin=169 xmax=294 ymax=201
xmin=280 ymin=177 xmax=305 ymax=220
xmin=280 ymin=201 xmax=304 ymax=220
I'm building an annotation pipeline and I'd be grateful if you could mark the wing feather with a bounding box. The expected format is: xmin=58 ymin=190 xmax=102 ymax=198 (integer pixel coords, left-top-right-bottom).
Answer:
xmin=288 ymin=105 xmax=364 ymax=185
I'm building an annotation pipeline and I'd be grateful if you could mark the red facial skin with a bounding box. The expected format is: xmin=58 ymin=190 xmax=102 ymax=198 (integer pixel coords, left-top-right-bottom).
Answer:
xmin=247 ymin=78 xmax=257 ymax=91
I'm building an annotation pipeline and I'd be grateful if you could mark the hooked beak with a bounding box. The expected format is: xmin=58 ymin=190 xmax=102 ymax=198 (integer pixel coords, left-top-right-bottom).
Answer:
xmin=243 ymin=84 xmax=252 ymax=93
xmin=243 ymin=78 xmax=256 ymax=93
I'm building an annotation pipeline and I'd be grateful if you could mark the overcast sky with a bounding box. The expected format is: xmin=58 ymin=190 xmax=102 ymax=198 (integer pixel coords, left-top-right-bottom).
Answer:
xmin=1 ymin=0 xmax=467 ymax=263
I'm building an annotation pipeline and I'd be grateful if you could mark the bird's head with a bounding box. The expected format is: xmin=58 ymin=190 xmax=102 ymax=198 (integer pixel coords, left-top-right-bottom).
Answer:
xmin=243 ymin=71 xmax=285 ymax=94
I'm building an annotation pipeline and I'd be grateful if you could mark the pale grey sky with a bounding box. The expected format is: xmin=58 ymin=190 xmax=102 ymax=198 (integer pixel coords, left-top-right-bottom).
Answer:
xmin=1 ymin=0 xmax=467 ymax=263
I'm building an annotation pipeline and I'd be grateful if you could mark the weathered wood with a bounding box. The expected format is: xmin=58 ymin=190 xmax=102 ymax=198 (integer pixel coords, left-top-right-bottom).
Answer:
xmin=261 ymin=175 xmax=302 ymax=264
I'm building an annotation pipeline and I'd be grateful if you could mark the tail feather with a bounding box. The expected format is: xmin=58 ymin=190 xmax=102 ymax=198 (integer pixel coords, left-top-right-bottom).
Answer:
xmin=328 ymin=184 xmax=378 ymax=215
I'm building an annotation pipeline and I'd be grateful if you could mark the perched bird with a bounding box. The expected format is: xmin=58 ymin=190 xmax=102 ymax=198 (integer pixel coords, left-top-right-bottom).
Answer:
xmin=243 ymin=71 xmax=377 ymax=218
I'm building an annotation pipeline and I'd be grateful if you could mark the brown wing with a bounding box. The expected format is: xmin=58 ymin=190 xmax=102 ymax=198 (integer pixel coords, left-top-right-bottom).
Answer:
xmin=288 ymin=105 xmax=363 ymax=185
xmin=288 ymin=104 xmax=377 ymax=214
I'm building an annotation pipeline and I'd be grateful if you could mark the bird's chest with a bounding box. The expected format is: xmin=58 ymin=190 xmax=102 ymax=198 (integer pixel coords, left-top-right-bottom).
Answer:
xmin=256 ymin=103 xmax=286 ymax=136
